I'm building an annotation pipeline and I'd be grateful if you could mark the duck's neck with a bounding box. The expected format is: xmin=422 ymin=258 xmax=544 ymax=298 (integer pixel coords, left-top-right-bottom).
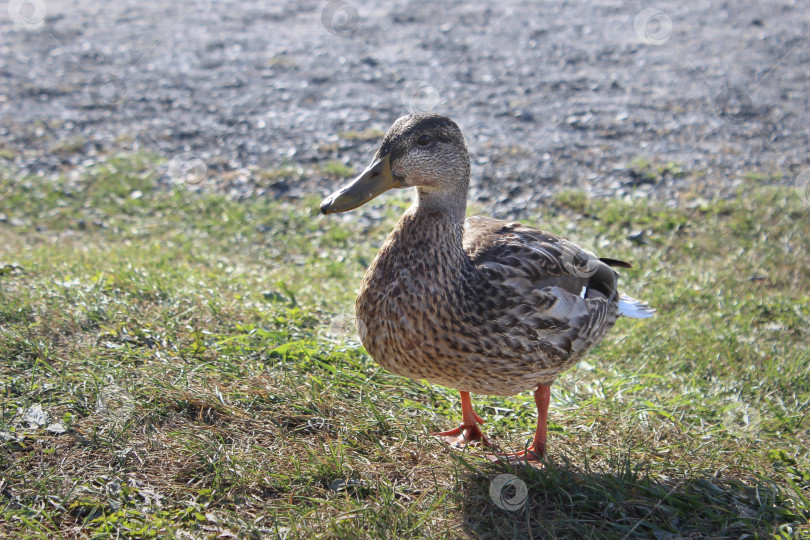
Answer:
xmin=361 ymin=188 xmax=472 ymax=300
xmin=389 ymin=187 xmax=470 ymax=273
xmin=414 ymin=186 xmax=468 ymax=225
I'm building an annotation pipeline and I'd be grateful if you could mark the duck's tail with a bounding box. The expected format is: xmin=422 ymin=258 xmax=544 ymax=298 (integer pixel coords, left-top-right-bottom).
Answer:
xmin=618 ymin=293 xmax=655 ymax=319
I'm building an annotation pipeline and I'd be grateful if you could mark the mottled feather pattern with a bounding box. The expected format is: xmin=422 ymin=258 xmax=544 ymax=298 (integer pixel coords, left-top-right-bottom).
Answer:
xmin=356 ymin=209 xmax=621 ymax=396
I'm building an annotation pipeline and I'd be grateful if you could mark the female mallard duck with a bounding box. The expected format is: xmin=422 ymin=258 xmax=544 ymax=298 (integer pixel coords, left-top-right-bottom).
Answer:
xmin=321 ymin=114 xmax=653 ymax=462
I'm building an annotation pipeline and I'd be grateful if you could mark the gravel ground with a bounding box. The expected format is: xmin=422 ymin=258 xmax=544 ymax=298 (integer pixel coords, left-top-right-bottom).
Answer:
xmin=1 ymin=0 xmax=808 ymax=215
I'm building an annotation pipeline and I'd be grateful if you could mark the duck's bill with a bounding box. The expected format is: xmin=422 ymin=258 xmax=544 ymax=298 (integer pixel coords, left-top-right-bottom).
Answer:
xmin=320 ymin=154 xmax=401 ymax=214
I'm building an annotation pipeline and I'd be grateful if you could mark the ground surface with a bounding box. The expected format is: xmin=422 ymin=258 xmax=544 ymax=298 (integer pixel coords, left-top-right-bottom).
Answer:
xmin=1 ymin=0 xmax=809 ymax=214
xmin=0 ymin=1 xmax=809 ymax=539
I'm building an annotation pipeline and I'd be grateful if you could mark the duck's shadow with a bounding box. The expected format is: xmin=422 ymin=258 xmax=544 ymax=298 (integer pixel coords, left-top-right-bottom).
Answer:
xmin=454 ymin=452 xmax=800 ymax=539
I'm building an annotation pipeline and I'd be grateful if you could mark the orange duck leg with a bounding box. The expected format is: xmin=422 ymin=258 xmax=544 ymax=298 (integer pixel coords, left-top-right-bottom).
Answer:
xmin=490 ymin=384 xmax=550 ymax=464
xmin=432 ymin=391 xmax=492 ymax=447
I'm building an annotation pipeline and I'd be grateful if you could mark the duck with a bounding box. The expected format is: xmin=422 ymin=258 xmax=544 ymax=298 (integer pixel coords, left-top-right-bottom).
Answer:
xmin=320 ymin=113 xmax=654 ymax=462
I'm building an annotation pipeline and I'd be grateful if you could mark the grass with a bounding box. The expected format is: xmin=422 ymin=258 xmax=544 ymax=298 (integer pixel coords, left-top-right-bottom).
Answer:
xmin=626 ymin=156 xmax=690 ymax=184
xmin=0 ymin=153 xmax=808 ymax=538
xmin=51 ymin=137 xmax=88 ymax=156
xmin=338 ymin=128 xmax=386 ymax=141
xmin=252 ymin=162 xmax=306 ymax=183
xmin=318 ymin=160 xmax=356 ymax=178
xmin=744 ymin=171 xmax=786 ymax=183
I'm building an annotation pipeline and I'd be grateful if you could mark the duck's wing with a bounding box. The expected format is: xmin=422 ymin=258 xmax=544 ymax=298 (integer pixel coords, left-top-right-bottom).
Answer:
xmin=463 ymin=216 xmax=620 ymax=301
xmin=461 ymin=216 xmax=650 ymax=368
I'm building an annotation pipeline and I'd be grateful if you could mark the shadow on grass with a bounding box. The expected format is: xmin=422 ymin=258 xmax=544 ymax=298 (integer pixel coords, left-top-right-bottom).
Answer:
xmin=454 ymin=452 xmax=805 ymax=539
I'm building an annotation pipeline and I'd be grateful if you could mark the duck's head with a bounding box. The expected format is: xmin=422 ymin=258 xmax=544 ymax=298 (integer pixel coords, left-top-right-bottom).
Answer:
xmin=320 ymin=114 xmax=471 ymax=214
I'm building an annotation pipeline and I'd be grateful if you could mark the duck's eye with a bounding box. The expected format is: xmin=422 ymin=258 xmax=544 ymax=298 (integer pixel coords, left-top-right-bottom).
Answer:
xmin=416 ymin=134 xmax=431 ymax=146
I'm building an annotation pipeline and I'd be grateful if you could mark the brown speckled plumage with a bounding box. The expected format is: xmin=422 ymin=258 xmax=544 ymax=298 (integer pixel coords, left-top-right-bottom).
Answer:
xmin=357 ymin=203 xmax=621 ymax=396
xmin=322 ymin=113 xmax=654 ymax=459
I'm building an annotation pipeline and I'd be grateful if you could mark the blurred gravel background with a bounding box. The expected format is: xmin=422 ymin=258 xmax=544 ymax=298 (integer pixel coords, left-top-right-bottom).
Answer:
xmin=1 ymin=0 xmax=808 ymax=216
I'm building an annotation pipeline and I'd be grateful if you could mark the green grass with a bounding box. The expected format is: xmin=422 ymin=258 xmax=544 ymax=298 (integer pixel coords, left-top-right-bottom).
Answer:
xmin=0 ymin=154 xmax=808 ymax=538
xmin=319 ymin=160 xmax=356 ymax=178
xmin=51 ymin=137 xmax=88 ymax=156
xmin=744 ymin=170 xmax=786 ymax=183
xmin=252 ymin=162 xmax=306 ymax=183
xmin=626 ymin=156 xmax=690 ymax=184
